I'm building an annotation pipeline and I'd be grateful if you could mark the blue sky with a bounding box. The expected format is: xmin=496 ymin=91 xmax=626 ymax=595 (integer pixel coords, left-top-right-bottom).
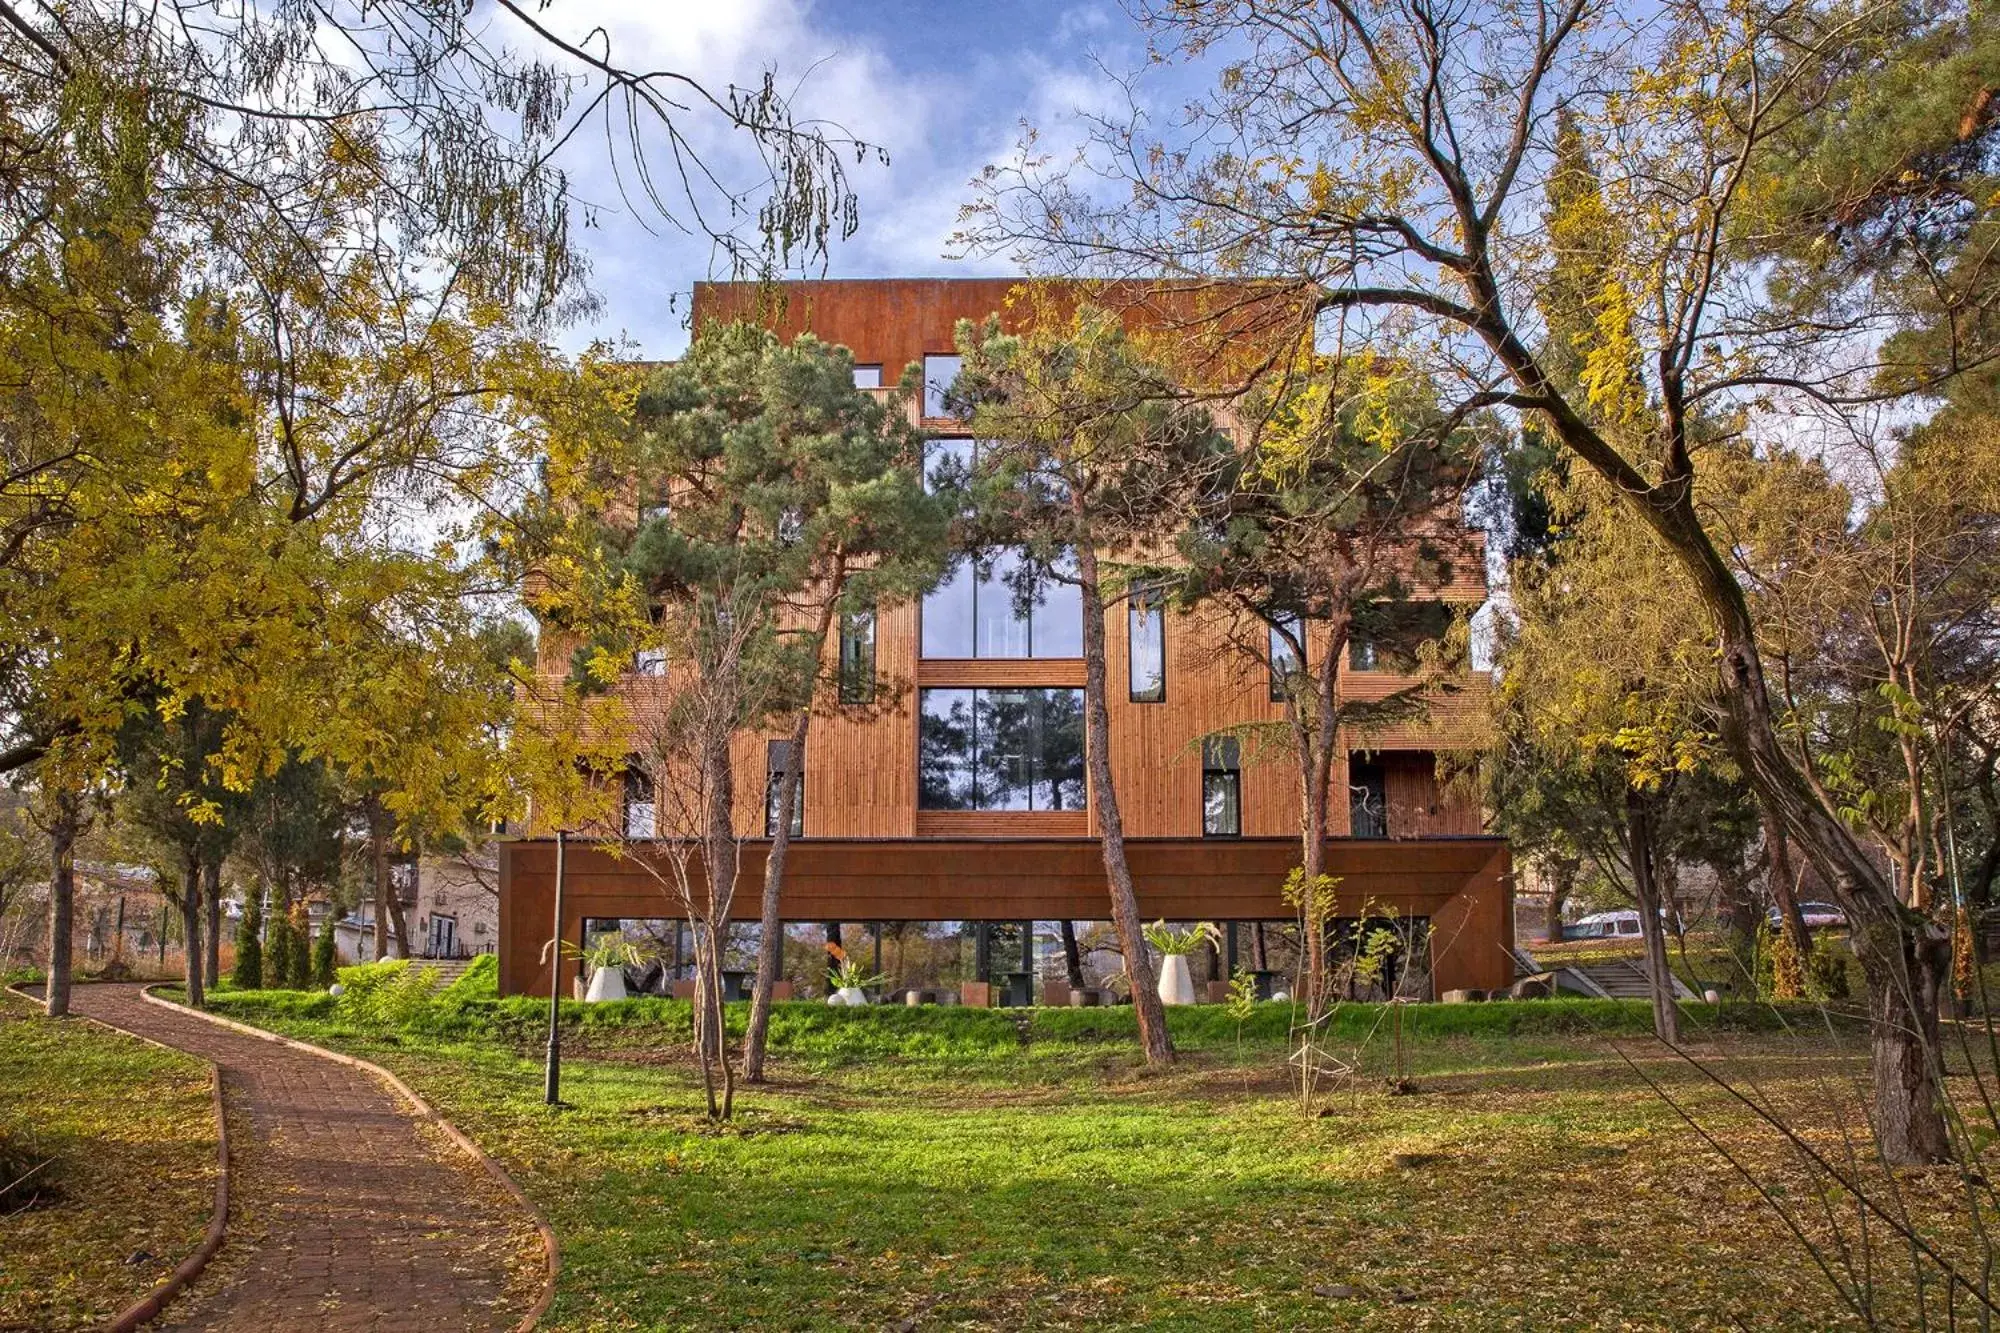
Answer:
xmin=537 ymin=0 xmax=1156 ymax=357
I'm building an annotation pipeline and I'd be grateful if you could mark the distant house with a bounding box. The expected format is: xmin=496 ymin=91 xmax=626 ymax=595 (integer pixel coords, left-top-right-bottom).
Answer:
xmin=334 ymin=850 xmax=498 ymax=963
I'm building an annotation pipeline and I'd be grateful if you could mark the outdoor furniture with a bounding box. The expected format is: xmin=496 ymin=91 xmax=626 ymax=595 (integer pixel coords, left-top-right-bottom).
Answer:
xmin=1042 ymin=980 xmax=1071 ymax=1007
xmin=1000 ymin=971 xmax=1033 ymax=1007
xmin=958 ymin=981 xmax=992 ymax=1008
xmin=903 ymin=987 xmax=945 ymax=1006
xmin=1203 ymin=980 xmax=1232 ymax=1004
xmin=1067 ymin=987 xmax=1113 ymax=1007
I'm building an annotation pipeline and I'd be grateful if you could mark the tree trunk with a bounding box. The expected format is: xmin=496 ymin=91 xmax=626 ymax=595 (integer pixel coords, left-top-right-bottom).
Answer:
xmin=1076 ymin=546 xmax=1172 ymax=1064
xmin=1763 ymin=812 xmax=1812 ymax=962
xmin=203 ymin=856 xmax=222 ymax=990
xmin=1251 ymin=922 xmax=1268 ymax=971
xmin=696 ymin=696 xmax=740 ymax=1107
xmin=1289 ymin=619 xmax=1345 ymax=1018
xmin=1626 ymin=792 xmax=1679 ymax=1044
xmin=745 ymin=702 xmax=816 ymax=1083
xmin=43 ymin=791 xmax=78 ymax=1017
xmin=1543 ymin=855 xmax=1576 ymax=943
xmin=1060 ymin=920 xmax=1085 ymax=987
xmin=180 ymin=849 xmax=204 ymax=1010
xmin=371 ymin=810 xmax=390 ymax=962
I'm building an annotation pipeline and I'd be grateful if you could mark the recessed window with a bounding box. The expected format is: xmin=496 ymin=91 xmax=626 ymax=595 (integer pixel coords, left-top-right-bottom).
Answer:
xmin=765 ymin=740 xmax=803 ymax=837
xmin=777 ymin=506 xmax=804 ymax=546
xmin=838 ymin=605 xmax=875 ymax=705
xmin=638 ymin=500 xmax=669 ymax=529
xmin=1269 ymin=613 xmax=1303 ymax=702
xmin=634 ymin=644 xmax=667 ymax=676
xmin=852 ymin=364 xmax=883 ymax=390
xmin=1202 ymin=736 xmax=1241 ymax=837
xmin=623 ymin=764 xmax=657 ymax=839
xmin=1349 ymin=760 xmax=1387 ymax=838
xmin=1129 ymin=588 xmax=1165 ymax=703
xmin=1349 ymin=634 xmax=1378 ymax=672
xmin=919 ymin=687 xmax=1086 ymax=811
xmin=923 ymin=354 xmax=964 ymax=419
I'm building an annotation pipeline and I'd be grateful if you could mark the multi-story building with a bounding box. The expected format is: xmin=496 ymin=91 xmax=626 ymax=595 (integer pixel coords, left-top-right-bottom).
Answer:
xmin=497 ymin=278 xmax=1511 ymax=1000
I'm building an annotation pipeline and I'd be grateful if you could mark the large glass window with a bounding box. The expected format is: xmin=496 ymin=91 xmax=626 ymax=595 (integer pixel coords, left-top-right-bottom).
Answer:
xmin=1202 ymin=736 xmax=1241 ymax=837
xmin=838 ymin=605 xmax=875 ymax=705
xmin=764 ymin=740 xmax=803 ymax=837
xmin=852 ymin=364 xmax=882 ymax=390
xmin=923 ymin=353 xmax=964 ymax=418
xmin=623 ymin=764 xmax=656 ymax=839
xmin=920 ymin=438 xmax=1081 ymax=658
xmin=1129 ymin=588 xmax=1165 ymax=703
xmin=1348 ymin=634 xmax=1378 ymax=672
xmin=1270 ymin=613 xmax=1303 ymax=702
xmin=919 ymin=688 xmax=1086 ymax=811
xmin=923 ymin=546 xmax=1082 ymax=659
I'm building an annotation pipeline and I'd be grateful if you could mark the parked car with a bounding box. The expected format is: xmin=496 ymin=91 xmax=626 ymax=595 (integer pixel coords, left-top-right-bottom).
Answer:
xmin=1564 ymin=910 xmax=1643 ymax=940
xmin=1769 ymin=901 xmax=1848 ymax=930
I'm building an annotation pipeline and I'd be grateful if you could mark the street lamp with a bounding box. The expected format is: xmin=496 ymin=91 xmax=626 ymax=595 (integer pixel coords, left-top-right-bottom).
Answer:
xmin=544 ymin=829 xmax=567 ymax=1106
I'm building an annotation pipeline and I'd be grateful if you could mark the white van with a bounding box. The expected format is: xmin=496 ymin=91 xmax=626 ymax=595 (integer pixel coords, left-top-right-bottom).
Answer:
xmin=1565 ymin=909 xmax=1644 ymax=940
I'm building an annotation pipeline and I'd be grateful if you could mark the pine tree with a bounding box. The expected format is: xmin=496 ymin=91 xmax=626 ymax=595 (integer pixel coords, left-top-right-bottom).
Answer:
xmin=233 ymin=896 xmax=263 ymax=989
xmin=265 ymin=912 xmax=295 ymax=991
xmin=311 ymin=913 xmax=337 ymax=988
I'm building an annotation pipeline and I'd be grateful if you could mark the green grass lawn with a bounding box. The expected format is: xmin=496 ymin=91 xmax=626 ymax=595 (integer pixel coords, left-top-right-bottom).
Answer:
xmin=0 ymin=990 xmax=217 ymax=1330
xmin=175 ymin=965 xmax=1958 ymax=1332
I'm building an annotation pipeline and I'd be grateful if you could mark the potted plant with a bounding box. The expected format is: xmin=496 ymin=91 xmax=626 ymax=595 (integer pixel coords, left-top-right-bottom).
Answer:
xmin=556 ymin=935 xmax=646 ymax=1003
xmin=1144 ymin=921 xmax=1221 ymax=1006
xmin=824 ymin=943 xmax=884 ymax=1006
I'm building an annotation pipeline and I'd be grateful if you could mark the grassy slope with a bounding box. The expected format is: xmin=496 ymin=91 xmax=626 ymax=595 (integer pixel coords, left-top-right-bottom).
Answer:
xmin=192 ymin=974 xmax=1910 ymax=1331
xmin=0 ymin=990 xmax=217 ymax=1330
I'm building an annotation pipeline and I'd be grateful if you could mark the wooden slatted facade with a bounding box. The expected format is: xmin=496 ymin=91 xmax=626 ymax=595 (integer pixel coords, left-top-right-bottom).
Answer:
xmin=499 ymin=278 xmax=1511 ymax=999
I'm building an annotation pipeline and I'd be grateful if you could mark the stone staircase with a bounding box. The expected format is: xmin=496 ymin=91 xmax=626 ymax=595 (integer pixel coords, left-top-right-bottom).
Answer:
xmin=1511 ymin=947 xmax=1695 ymax=1001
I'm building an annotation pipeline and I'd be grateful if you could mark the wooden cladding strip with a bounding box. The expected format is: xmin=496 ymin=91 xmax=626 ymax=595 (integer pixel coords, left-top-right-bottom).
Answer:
xmin=916 ymin=659 xmax=1089 ymax=687
xmin=914 ymin=811 xmax=1091 ymax=837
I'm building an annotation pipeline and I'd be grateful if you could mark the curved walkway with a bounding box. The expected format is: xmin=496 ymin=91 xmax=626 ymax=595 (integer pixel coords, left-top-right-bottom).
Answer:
xmin=69 ymin=985 xmax=541 ymax=1332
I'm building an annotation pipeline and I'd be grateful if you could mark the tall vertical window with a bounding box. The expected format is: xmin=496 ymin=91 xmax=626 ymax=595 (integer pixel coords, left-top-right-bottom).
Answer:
xmin=1349 ymin=634 xmax=1378 ymax=671
xmin=1129 ymin=588 xmax=1166 ymax=703
xmin=1349 ymin=760 xmax=1388 ymax=838
xmin=838 ymin=605 xmax=875 ymax=704
xmin=765 ymin=740 xmax=803 ymax=837
xmin=1269 ymin=613 xmax=1303 ymax=702
xmin=1202 ymin=736 xmax=1241 ymax=837
xmin=919 ymin=688 xmax=1086 ymax=811
xmin=922 ymin=353 xmax=964 ymax=418
xmin=851 ymin=364 xmax=883 ymax=389
xmin=920 ymin=438 xmax=1082 ymax=658
xmin=623 ymin=764 xmax=656 ymax=839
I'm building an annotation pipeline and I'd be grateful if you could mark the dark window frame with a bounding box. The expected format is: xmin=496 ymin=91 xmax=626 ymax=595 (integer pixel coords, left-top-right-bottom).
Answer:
xmin=764 ymin=739 xmax=804 ymax=838
xmin=922 ymin=353 xmax=964 ymax=419
xmin=1349 ymin=759 xmax=1388 ymax=839
xmin=1348 ymin=634 xmax=1378 ymax=672
xmin=1269 ymin=612 xmax=1303 ymax=702
xmin=838 ymin=604 xmax=876 ymax=705
xmin=1201 ymin=735 xmax=1241 ymax=838
xmin=623 ymin=764 xmax=657 ymax=840
xmin=1129 ymin=587 xmax=1166 ymax=703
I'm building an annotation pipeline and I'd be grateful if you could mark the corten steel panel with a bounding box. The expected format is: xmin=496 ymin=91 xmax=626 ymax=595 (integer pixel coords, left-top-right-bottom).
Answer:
xmin=497 ymin=835 xmax=1512 ymax=1000
xmin=689 ymin=278 xmax=1312 ymax=401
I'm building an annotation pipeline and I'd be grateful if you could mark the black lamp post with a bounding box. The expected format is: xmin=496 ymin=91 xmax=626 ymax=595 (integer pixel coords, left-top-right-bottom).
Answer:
xmin=543 ymin=829 xmax=567 ymax=1106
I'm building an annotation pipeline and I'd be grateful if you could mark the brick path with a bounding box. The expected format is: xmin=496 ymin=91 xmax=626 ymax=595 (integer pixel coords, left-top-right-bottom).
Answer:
xmin=70 ymin=985 xmax=538 ymax=1332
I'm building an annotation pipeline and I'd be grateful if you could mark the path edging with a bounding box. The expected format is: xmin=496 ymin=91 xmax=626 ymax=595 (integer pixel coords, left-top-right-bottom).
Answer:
xmin=137 ymin=985 xmax=561 ymax=1333
xmin=6 ymin=984 xmax=232 ymax=1333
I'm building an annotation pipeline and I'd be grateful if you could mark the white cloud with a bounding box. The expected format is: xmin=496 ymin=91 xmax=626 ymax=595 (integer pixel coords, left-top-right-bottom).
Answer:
xmin=504 ymin=0 xmax=1140 ymax=356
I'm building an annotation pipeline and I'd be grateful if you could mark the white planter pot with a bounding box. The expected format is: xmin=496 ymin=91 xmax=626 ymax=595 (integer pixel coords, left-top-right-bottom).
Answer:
xmin=1157 ymin=954 xmax=1196 ymax=1006
xmin=584 ymin=965 xmax=627 ymax=1003
xmin=833 ymin=986 xmax=868 ymax=1007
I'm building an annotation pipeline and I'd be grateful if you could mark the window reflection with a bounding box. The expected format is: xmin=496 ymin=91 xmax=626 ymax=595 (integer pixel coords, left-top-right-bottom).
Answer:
xmin=923 ymin=354 xmax=964 ymax=418
xmin=1129 ymin=587 xmax=1165 ymax=702
xmin=919 ymin=687 xmax=1086 ymax=812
